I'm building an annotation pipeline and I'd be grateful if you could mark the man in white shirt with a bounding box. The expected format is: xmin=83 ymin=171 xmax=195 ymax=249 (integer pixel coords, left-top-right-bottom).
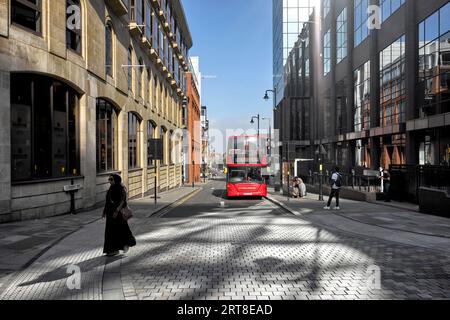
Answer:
xmin=324 ymin=167 xmax=342 ymax=210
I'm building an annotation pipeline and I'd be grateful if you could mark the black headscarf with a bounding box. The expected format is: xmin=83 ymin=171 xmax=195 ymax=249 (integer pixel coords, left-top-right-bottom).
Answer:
xmin=108 ymin=174 xmax=126 ymax=206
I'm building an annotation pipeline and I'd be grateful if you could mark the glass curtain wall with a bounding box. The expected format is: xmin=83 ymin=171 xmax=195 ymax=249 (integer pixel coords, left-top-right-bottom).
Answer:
xmin=379 ymin=35 xmax=406 ymax=127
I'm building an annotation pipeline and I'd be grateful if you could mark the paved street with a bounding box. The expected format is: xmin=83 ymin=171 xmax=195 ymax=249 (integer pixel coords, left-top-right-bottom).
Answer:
xmin=1 ymin=180 xmax=450 ymax=300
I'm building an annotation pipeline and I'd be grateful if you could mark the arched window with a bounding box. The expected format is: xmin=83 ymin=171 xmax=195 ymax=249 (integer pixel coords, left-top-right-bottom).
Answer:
xmin=160 ymin=126 xmax=167 ymax=165
xmin=128 ymin=112 xmax=141 ymax=169
xmin=147 ymin=121 xmax=156 ymax=167
xmin=153 ymin=75 xmax=158 ymax=109
xmin=147 ymin=68 xmax=151 ymax=105
xmin=128 ymin=47 xmax=133 ymax=91
xmin=11 ymin=74 xmax=80 ymax=181
xmin=169 ymin=130 xmax=174 ymax=165
xmin=105 ymin=23 xmax=113 ymax=77
xmin=66 ymin=0 xmax=82 ymax=54
xmin=96 ymin=98 xmax=118 ymax=173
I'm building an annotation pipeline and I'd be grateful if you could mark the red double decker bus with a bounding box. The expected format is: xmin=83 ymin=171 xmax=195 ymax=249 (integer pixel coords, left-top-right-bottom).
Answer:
xmin=226 ymin=135 xmax=268 ymax=198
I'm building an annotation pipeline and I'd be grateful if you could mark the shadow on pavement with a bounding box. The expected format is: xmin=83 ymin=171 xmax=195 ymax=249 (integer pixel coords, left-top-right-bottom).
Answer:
xmin=18 ymin=255 xmax=122 ymax=287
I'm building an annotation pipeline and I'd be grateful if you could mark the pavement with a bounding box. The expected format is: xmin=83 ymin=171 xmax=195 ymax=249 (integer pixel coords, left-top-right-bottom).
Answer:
xmin=1 ymin=180 xmax=450 ymax=300
xmin=266 ymin=189 xmax=450 ymax=245
xmin=0 ymin=186 xmax=201 ymax=298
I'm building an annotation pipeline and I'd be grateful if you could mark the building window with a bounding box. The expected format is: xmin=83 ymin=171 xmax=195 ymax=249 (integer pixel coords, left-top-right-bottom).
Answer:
xmin=337 ymin=7 xmax=347 ymax=64
xmin=323 ymin=0 xmax=330 ymax=18
xmin=354 ymin=61 xmax=371 ymax=132
xmin=354 ymin=0 xmax=369 ymax=47
xmin=418 ymin=2 xmax=450 ymax=117
xmin=66 ymin=0 xmax=82 ymax=54
xmin=105 ymin=23 xmax=113 ymax=77
xmin=153 ymin=7 xmax=159 ymax=50
xmin=96 ymin=99 xmax=118 ymax=173
xmin=11 ymin=0 xmax=42 ymax=33
xmin=323 ymin=29 xmax=331 ymax=76
xmin=137 ymin=58 xmax=143 ymax=98
xmin=160 ymin=127 xmax=167 ymax=165
xmin=128 ymin=113 xmax=141 ymax=169
xmin=128 ymin=47 xmax=133 ymax=91
xmin=147 ymin=68 xmax=151 ymax=106
xmin=11 ymin=73 xmax=79 ymax=182
xmin=169 ymin=130 xmax=174 ymax=165
xmin=147 ymin=121 xmax=156 ymax=167
xmin=159 ymin=27 xmax=165 ymax=61
xmin=153 ymin=75 xmax=158 ymax=108
xmin=145 ymin=0 xmax=152 ymax=43
xmin=380 ymin=134 xmax=406 ymax=168
xmin=381 ymin=0 xmax=405 ymax=23
xmin=379 ymin=35 xmax=406 ymax=127
xmin=129 ymin=0 xmax=143 ymax=25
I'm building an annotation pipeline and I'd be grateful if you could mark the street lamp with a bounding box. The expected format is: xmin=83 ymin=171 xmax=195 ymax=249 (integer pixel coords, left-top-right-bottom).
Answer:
xmin=261 ymin=117 xmax=272 ymax=157
xmin=250 ymin=115 xmax=260 ymax=163
xmin=263 ymin=88 xmax=277 ymax=111
xmin=264 ymin=88 xmax=280 ymax=191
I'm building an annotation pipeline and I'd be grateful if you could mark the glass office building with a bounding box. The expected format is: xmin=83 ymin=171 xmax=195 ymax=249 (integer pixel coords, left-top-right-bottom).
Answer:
xmin=273 ymin=0 xmax=317 ymax=106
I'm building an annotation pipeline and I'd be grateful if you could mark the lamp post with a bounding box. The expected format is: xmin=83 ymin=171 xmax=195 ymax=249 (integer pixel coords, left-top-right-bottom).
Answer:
xmin=261 ymin=117 xmax=272 ymax=155
xmin=264 ymin=88 xmax=280 ymax=192
xmin=263 ymin=88 xmax=277 ymax=111
xmin=250 ymin=114 xmax=260 ymax=162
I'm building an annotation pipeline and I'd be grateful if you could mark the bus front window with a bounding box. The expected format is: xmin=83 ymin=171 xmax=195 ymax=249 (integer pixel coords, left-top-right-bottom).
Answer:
xmin=229 ymin=169 xmax=246 ymax=183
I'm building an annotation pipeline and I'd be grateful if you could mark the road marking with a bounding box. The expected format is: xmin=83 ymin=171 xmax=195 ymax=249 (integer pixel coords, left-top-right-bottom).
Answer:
xmin=154 ymin=188 xmax=203 ymax=218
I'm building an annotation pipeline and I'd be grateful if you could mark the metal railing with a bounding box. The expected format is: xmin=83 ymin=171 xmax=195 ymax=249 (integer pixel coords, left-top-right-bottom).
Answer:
xmin=390 ymin=165 xmax=450 ymax=203
xmin=300 ymin=171 xmax=382 ymax=193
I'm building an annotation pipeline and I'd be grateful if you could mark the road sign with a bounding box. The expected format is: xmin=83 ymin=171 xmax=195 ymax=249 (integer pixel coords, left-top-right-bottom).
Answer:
xmin=63 ymin=184 xmax=81 ymax=192
xmin=148 ymin=139 xmax=164 ymax=161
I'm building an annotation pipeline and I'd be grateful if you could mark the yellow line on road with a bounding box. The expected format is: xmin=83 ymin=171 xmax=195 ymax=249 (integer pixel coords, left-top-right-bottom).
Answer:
xmin=157 ymin=188 xmax=203 ymax=218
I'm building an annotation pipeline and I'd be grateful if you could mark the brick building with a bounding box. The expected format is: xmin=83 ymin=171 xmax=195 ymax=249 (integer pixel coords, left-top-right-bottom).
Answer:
xmin=185 ymin=57 xmax=201 ymax=184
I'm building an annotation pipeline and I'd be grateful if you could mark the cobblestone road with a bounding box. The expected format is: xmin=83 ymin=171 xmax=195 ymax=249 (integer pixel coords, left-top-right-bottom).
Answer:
xmin=1 ymin=180 xmax=450 ymax=300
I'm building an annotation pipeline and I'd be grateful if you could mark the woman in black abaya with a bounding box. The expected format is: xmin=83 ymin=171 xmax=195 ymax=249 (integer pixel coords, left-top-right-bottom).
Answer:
xmin=102 ymin=174 xmax=136 ymax=256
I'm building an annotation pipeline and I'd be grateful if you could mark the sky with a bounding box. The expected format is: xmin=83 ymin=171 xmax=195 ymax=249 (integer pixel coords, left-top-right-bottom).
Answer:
xmin=182 ymin=0 xmax=274 ymax=152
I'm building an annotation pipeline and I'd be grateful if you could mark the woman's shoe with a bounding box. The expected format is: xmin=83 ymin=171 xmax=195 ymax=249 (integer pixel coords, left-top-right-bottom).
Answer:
xmin=123 ymin=246 xmax=129 ymax=254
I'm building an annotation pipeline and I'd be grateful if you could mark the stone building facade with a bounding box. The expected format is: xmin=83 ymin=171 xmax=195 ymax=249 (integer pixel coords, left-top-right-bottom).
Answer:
xmin=0 ymin=0 xmax=192 ymax=222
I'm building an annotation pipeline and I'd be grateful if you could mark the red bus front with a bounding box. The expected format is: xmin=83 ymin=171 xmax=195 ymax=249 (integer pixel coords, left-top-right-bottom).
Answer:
xmin=227 ymin=165 xmax=267 ymax=198
xmin=226 ymin=135 xmax=269 ymax=198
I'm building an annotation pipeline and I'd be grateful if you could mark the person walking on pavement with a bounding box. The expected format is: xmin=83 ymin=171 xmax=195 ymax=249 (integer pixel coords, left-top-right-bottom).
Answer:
xmin=324 ymin=167 xmax=342 ymax=210
xmin=102 ymin=174 xmax=136 ymax=257
xmin=383 ymin=169 xmax=391 ymax=202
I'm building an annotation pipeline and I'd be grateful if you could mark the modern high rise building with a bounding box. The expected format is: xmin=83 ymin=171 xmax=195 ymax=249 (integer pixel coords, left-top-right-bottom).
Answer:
xmin=275 ymin=0 xmax=450 ymax=203
xmin=273 ymin=0 xmax=317 ymax=106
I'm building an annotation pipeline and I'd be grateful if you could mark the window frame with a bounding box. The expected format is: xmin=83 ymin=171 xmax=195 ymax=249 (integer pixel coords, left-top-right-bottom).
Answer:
xmin=96 ymin=98 xmax=118 ymax=173
xmin=11 ymin=73 xmax=80 ymax=182
xmin=66 ymin=0 xmax=82 ymax=55
xmin=11 ymin=0 xmax=43 ymax=35
xmin=147 ymin=121 xmax=156 ymax=167
xmin=105 ymin=22 xmax=114 ymax=78
xmin=128 ymin=112 xmax=141 ymax=169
